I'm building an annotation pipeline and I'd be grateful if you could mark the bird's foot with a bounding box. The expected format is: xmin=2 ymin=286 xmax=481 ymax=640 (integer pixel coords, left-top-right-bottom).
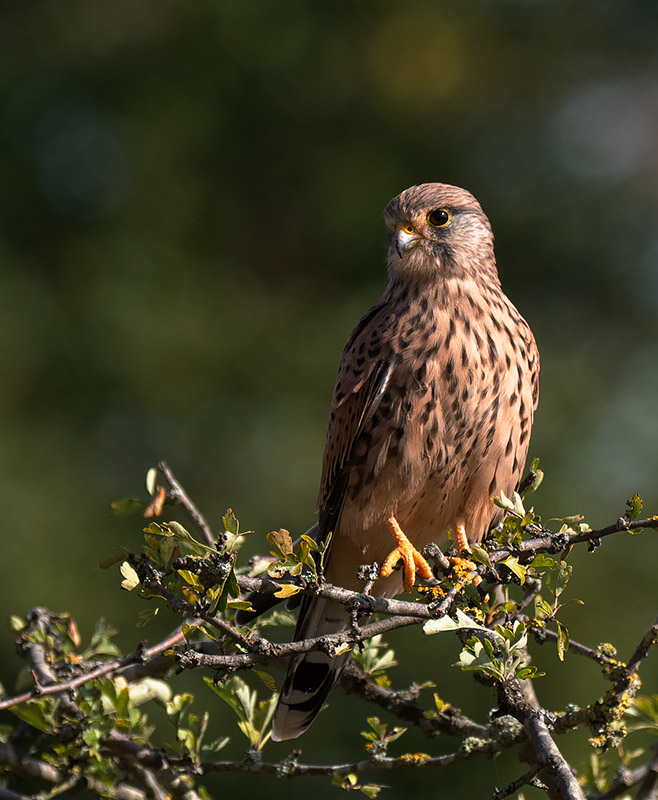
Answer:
xmin=380 ymin=516 xmax=433 ymax=593
xmin=450 ymin=522 xmax=482 ymax=587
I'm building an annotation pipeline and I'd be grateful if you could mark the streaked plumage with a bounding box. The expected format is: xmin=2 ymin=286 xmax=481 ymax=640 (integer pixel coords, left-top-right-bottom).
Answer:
xmin=270 ymin=183 xmax=539 ymax=741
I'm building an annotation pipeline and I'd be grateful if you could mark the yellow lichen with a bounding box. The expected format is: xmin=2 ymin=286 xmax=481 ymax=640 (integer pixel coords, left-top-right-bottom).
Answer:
xmin=397 ymin=753 xmax=431 ymax=766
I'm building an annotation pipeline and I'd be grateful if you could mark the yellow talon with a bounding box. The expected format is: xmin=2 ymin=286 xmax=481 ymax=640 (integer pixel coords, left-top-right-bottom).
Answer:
xmin=451 ymin=522 xmax=482 ymax=587
xmin=380 ymin=516 xmax=433 ymax=593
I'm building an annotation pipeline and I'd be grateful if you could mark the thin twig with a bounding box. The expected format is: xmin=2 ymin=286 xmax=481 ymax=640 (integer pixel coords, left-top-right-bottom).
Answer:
xmin=158 ymin=461 xmax=216 ymax=548
xmin=521 ymin=616 xmax=617 ymax=667
xmin=504 ymin=516 xmax=658 ymax=559
xmin=626 ymin=614 xmax=658 ymax=676
xmin=189 ymin=741 xmax=506 ymax=775
xmin=0 ymin=626 xmax=185 ymax=712
xmin=494 ymin=764 xmax=543 ymax=799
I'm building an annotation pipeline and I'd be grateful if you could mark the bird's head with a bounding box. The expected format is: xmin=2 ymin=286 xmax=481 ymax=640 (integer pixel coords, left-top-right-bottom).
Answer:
xmin=383 ymin=183 xmax=498 ymax=285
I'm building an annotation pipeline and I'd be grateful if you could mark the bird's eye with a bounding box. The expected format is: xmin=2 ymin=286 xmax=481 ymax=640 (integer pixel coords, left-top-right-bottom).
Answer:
xmin=427 ymin=208 xmax=451 ymax=228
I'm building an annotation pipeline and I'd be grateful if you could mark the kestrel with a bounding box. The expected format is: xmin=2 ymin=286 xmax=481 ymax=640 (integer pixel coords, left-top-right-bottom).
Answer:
xmin=268 ymin=183 xmax=540 ymax=741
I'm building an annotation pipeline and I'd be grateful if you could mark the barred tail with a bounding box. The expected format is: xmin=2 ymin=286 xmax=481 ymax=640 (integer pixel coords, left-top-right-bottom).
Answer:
xmin=271 ymin=596 xmax=352 ymax=741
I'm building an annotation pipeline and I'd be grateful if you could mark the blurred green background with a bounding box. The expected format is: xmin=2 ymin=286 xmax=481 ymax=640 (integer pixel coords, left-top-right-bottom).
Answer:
xmin=2 ymin=0 xmax=658 ymax=796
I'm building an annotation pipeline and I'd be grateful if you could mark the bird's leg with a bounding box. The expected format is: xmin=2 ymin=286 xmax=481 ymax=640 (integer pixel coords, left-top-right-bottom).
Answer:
xmin=380 ymin=516 xmax=433 ymax=593
xmin=449 ymin=522 xmax=482 ymax=587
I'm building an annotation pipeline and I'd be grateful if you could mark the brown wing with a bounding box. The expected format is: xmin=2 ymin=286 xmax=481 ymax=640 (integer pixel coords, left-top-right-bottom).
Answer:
xmin=317 ymin=300 xmax=394 ymax=538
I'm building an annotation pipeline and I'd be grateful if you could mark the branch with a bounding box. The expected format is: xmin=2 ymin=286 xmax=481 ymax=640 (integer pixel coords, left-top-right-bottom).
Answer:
xmin=0 ymin=625 xmax=185 ymax=712
xmin=626 ymin=614 xmax=658 ymax=676
xmin=522 ymin=616 xmax=617 ymax=667
xmin=498 ymin=679 xmax=585 ymax=800
xmin=157 ymin=460 xmax=216 ymax=548
xmin=636 ymin=743 xmax=658 ymax=800
xmin=0 ymin=741 xmax=147 ymax=800
xmin=176 ymin=615 xmax=422 ymax=673
xmin=524 ymin=710 xmax=586 ymax=800
xmin=493 ymin=764 xmax=543 ymax=799
xmin=555 ymin=610 xmax=658 ymax=736
xmin=502 ymin=516 xmax=658 ymax=560
xmin=339 ymin=662 xmax=487 ymax=740
xmin=236 ymin=574 xmax=434 ymax=619
xmin=103 ymin=731 xmax=203 ymax=800
xmin=183 ymin=740 xmax=505 ymax=776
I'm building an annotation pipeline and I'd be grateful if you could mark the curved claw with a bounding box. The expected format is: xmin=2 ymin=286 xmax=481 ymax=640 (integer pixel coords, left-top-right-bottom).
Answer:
xmin=451 ymin=523 xmax=482 ymax=587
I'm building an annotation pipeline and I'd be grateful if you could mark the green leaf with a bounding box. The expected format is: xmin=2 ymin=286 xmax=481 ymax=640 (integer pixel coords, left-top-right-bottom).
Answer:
xmin=545 ymin=561 xmax=572 ymax=599
xmin=628 ymin=493 xmax=643 ymax=522
xmin=534 ymin=597 xmax=554 ymax=619
xmin=493 ymin=490 xmax=516 ymax=513
xmin=120 ymin=562 xmax=140 ymax=591
xmin=266 ymin=529 xmax=294 ymax=559
xmin=8 ymin=615 xmax=24 ymax=633
xmin=145 ymin=467 xmax=159 ymax=496
xmin=470 ymin=546 xmax=491 ymax=568
xmin=222 ymin=508 xmax=239 ymax=535
xmin=516 ymin=666 xmax=544 ymax=680
xmin=300 ymin=533 xmax=318 ymax=549
xmin=274 ymin=583 xmax=302 ymax=598
xmin=110 ymin=496 xmax=145 ymax=516
xmin=177 ymin=570 xmax=203 ymax=589
xmin=424 ymin=609 xmax=492 ymax=636
xmin=555 ymin=620 xmax=570 ymax=661
xmin=10 ymin=700 xmax=51 ymax=732
xmin=202 ymin=736 xmax=231 ymax=753
xmin=226 ymin=568 xmax=240 ymax=598
xmin=99 ymin=546 xmax=131 ymax=570
xmin=136 ymin=608 xmax=159 ymax=627
xmin=499 ymin=556 xmax=526 ymax=584
xmin=253 ymin=670 xmax=278 ymax=692
xmin=227 ymin=600 xmax=255 ymax=612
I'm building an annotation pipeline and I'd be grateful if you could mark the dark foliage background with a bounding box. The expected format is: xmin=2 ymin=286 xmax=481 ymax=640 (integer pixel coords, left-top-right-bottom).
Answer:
xmin=2 ymin=1 xmax=658 ymax=797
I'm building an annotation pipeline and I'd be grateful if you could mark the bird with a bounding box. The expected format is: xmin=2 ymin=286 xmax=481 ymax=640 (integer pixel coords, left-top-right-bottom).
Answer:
xmin=267 ymin=182 xmax=540 ymax=741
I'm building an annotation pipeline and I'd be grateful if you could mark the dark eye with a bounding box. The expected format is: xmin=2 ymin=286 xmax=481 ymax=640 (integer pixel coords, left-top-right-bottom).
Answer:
xmin=427 ymin=208 xmax=451 ymax=228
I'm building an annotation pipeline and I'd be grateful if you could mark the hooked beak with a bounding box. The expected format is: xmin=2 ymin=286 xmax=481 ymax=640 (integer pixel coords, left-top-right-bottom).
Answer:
xmin=395 ymin=227 xmax=420 ymax=257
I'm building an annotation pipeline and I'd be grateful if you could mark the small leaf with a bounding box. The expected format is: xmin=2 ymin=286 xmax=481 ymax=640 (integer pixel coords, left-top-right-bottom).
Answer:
xmin=8 ymin=615 xmax=24 ymax=633
xmin=120 ymin=562 xmax=140 ymax=591
xmin=177 ymin=570 xmax=202 ymax=589
xmin=136 ymin=608 xmax=159 ymax=627
xmin=10 ymin=700 xmax=51 ymax=732
xmin=145 ymin=467 xmax=158 ymax=496
xmin=111 ymin=497 xmax=145 ymax=516
xmin=300 ymin=534 xmax=318 ymax=549
xmin=65 ymin=615 xmax=81 ymax=647
xmin=628 ymin=493 xmax=643 ymax=522
xmin=555 ymin=620 xmax=570 ymax=662
xmin=99 ymin=546 xmax=131 ymax=570
xmin=266 ymin=529 xmax=294 ymax=558
xmin=253 ymin=670 xmax=278 ymax=692
xmin=499 ymin=556 xmax=526 ymax=584
xmin=227 ymin=600 xmax=255 ymax=612
xmin=202 ymin=736 xmax=231 ymax=753
xmin=223 ymin=508 xmax=239 ymax=535
xmin=424 ymin=609 xmax=492 ymax=636
xmin=274 ymin=584 xmax=302 ymax=599
xmin=470 ymin=546 xmax=491 ymax=568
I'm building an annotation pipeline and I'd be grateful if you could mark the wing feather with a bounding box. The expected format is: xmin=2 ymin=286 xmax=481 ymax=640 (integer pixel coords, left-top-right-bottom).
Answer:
xmin=317 ymin=301 xmax=394 ymax=537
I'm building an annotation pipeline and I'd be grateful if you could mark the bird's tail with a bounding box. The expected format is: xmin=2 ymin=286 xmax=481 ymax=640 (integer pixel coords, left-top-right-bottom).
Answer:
xmin=271 ymin=596 xmax=353 ymax=741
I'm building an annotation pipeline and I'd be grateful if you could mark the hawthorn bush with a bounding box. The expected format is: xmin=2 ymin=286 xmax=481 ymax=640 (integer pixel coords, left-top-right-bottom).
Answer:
xmin=2 ymin=461 xmax=658 ymax=800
